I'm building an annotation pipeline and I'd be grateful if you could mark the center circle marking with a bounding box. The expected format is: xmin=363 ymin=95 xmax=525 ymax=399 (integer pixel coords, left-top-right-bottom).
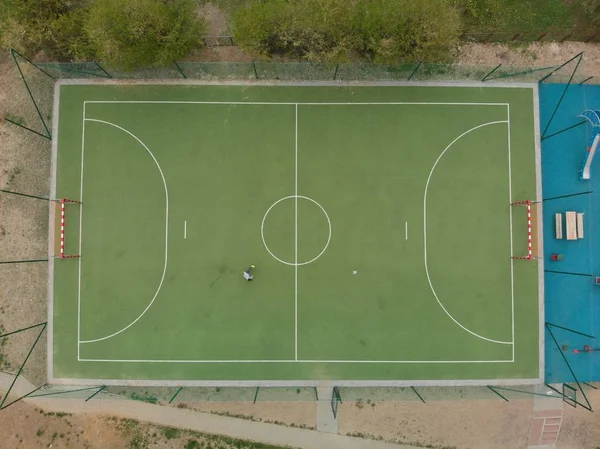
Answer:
xmin=261 ymin=195 xmax=332 ymax=266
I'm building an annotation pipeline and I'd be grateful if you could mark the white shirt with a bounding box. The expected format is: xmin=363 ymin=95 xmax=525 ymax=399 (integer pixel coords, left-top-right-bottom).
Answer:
xmin=243 ymin=271 xmax=253 ymax=280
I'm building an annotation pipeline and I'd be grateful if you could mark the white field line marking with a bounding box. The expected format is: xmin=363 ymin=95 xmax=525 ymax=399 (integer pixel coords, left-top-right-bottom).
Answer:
xmin=261 ymin=196 xmax=331 ymax=265
xmin=184 ymin=220 xmax=187 ymax=239
xmin=78 ymin=358 xmax=514 ymax=364
xmin=80 ymin=118 xmax=169 ymax=344
xmin=405 ymin=222 xmax=408 ymax=240
xmin=507 ymin=104 xmax=516 ymax=361
xmin=77 ymin=102 xmax=86 ymax=358
xmin=294 ymin=103 xmax=298 ymax=361
xmin=424 ymin=120 xmax=513 ymax=345
xmin=85 ymin=100 xmax=509 ymax=107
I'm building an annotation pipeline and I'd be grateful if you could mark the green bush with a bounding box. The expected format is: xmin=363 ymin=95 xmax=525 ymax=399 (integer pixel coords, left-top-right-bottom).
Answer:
xmin=357 ymin=0 xmax=462 ymax=63
xmin=579 ymin=0 xmax=600 ymax=25
xmin=233 ymin=0 xmax=462 ymax=63
xmin=0 ymin=0 xmax=87 ymax=56
xmin=85 ymin=0 xmax=206 ymax=70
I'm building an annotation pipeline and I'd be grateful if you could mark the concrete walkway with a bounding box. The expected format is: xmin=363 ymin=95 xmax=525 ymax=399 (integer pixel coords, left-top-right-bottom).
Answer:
xmin=26 ymin=398 xmax=420 ymax=449
xmin=0 ymin=373 xmax=421 ymax=449
xmin=527 ymin=384 xmax=564 ymax=449
xmin=316 ymin=386 xmax=338 ymax=434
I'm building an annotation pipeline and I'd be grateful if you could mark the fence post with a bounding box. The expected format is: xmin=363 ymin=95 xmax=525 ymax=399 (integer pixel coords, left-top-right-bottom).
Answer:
xmin=410 ymin=386 xmax=425 ymax=403
xmin=407 ymin=63 xmax=421 ymax=81
xmin=481 ymin=64 xmax=502 ymax=82
xmin=169 ymin=387 xmax=183 ymax=403
xmin=173 ymin=60 xmax=187 ymax=79
xmin=85 ymin=386 xmax=106 ymax=402
xmin=252 ymin=62 xmax=259 ymax=80
xmin=94 ymin=62 xmax=112 ymax=78
xmin=333 ymin=64 xmax=339 ymax=81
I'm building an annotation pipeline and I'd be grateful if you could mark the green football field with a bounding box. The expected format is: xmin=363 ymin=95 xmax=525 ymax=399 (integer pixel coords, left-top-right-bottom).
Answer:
xmin=50 ymin=83 xmax=541 ymax=384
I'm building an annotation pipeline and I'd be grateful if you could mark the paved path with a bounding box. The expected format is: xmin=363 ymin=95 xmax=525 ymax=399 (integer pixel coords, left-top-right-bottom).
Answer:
xmin=316 ymin=386 xmax=338 ymax=434
xmin=527 ymin=384 xmax=563 ymax=449
xmin=0 ymin=373 xmax=421 ymax=449
xmin=25 ymin=397 xmax=421 ymax=449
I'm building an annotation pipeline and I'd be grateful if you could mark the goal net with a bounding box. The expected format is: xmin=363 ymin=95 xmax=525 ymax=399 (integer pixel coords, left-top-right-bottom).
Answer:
xmin=511 ymin=200 xmax=539 ymax=260
xmin=54 ymin=198 xmax=81 ymax=259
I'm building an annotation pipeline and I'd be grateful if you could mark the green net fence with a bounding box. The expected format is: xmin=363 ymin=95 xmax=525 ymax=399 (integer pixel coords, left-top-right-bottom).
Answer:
xmin=1 ymin=48 xmax=598 ymax=411
xmin=6 ymin=48 xmax=596 ymax=144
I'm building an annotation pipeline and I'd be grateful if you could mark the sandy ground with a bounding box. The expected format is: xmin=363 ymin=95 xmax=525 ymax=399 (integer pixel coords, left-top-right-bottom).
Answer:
xmin=557 ymin=388 xmax=600 ymax=449
xmin=176 ymin=401 xmax=316 ymax=430
xmin=0 ymin=400 xmax=299 ymax=449
xmin=458 ymin=42 xmax=600 ymax=77
xmin=2 ymin=3 xmax=600 ymax=448
xmin=0 ymin=50 xmax=49 ymax=387
xmin=339 ymin=399 xmax=533 ymax=449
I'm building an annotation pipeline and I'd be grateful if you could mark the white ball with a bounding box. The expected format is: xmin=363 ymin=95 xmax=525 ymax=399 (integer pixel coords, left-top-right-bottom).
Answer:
xmin=352 ymin=271 xmax=358 ymax=275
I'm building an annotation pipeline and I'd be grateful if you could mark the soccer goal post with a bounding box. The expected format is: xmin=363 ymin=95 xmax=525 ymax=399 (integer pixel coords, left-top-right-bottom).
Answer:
xmin=511 ymin=200 xmax=540 ymax=260
xmin=54 ymin=198 xmax=82 ymax=259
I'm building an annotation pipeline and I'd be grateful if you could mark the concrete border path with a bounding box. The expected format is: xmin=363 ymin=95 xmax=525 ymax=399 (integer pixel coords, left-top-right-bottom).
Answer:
xmin=1 ymin=373 xmax=421 ymax=449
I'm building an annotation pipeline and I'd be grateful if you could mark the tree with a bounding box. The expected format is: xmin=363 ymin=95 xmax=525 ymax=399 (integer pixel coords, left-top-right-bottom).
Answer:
xmin=84 ymin=0 xmax=206 ymax=70
xmin=357 ymin=0 xmax=462 ymax=63
xmin=579 ymin=0 xmax=600 ymax=26
xmin=0 ymin=0 xmax=87 ymax=57
xmin=232 ymin=0 xmax=462 ymax=63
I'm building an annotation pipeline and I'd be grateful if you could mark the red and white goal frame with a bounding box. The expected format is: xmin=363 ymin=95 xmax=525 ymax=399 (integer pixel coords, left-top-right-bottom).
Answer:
xmin=54 ymin=198 xmax=81 ymax=259
xmin=511 ymin=200 xmax=540 ymax=260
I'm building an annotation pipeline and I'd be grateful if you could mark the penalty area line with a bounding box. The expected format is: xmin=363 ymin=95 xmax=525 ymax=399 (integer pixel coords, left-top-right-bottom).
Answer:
xmin=184 ymin=220 xmax=187 ymax=239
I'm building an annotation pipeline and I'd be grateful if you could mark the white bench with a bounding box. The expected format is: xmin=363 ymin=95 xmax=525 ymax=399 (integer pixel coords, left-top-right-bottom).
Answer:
xmin=577 ymin=213 xmax=584 ymax=239
xmin=566 ymin=211 xmax=577 ymax=240
xmin=555 ymin=213 xmax=563 ymax=239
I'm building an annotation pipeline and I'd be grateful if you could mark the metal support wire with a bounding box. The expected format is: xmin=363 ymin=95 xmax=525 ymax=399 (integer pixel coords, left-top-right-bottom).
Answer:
xmin=484 ymin=65 xmax=557 ymax=82
xmin=544 ymin=270 xmax=595 ymax=278
xmin=0 ymin=189 xmax=51 ymax=202
xmin=545 ymin=323 xmax=593 ymax=411
xmin=546 ymin=322 xmax=595 ymax=339
xmin=9 ymin=49 xmax=53 ymax=139
xmin=541 ymin=120 xmax=587 ymax=141
xmin=0 ymin=259 xmax=48 ymax=265
xmin=541 ymin=52 xmax=584 ymax=139
xmin=543 ymin=191 xmax=592 ymax=202
xmin=3 ymin=118 xmax=52 ymax=140
xmin=28 ymin=386 xmax=105 ymax=399
xmin=0 ymin=322 xmax=47 ymax=409
xmin=0 ymin=385 xmax=44 ymax=411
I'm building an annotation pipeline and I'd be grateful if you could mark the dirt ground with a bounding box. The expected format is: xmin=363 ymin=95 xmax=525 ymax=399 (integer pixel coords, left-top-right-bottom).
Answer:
xmin=339 ymin=398 xmax=533 ymax=449
xmin=557 ymin=388 xmax=600 ymax=449
xmin=458 ymin=42 xmax=600 ymax=77
xmin=0 ymin=400 xmax=289 ymax=449
xmin=3 ymin=3 xmax=600 ymax=448
xmin=176 ymin=401 xmax=316 ymax=430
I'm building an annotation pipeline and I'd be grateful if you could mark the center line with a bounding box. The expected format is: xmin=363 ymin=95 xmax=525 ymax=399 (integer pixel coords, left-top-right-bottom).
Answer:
xmin=294 ymin=104 xmax=298 ymax=362
xmin=184 ymin=221 xmax=187 ymax=239
xmin=405 ymin=222 xmax=408 ymax=240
